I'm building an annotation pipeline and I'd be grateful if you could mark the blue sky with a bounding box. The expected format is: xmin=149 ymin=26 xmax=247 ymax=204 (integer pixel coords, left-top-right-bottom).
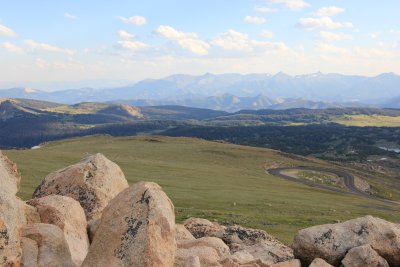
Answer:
xmin=0 ymin=0 xmax=399 ymax=88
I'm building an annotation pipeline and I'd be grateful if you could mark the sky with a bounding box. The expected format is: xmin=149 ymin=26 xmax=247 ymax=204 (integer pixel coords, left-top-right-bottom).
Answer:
xmin=0 ymin=0 xmax=399 ymax=89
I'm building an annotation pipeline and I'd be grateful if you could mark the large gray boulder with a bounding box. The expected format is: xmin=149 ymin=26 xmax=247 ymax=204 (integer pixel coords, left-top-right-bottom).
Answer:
xmin=27 ymin=195 xmax=89 ymax=266
xmin=293 ymin=216 xmax=400 ymax=266
xmin=82 ymin=182 xmax=176 ymax=267
xmin=32 ymin=153 xmax=129 ymax=222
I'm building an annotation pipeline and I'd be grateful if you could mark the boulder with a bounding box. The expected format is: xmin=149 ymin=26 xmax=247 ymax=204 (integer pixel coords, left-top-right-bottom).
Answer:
xmin=230 ymin=250 xmax=255 ymax=263
xmin=176 ymin=224 xmax=195 ymax=241
xmin=271 ymin=259 xmax=301 ymax=267
xmin=309 ymin=258 xmax=334 ymax=267
xmin=22 ymin=202 xmax=41 ymax=224
xmin=184 ymin=217 xmax=225 ymax=239
xmin=293 ymin=216 xmax=400 ymax=266
xmin=87 ymin=218 xmax=100 ymax=243
xmin=27 ymin=195 xmax=89 ymax=266
xmin=178 ymin=237 xmax=230 ymax=259
xmin=21 ymin=237 xmax=38 ymax=267
xmin=341 ymin=244 xmax=389 ymax=267
xmin=82 ymin=182 xmax=176 ymax=267
xmin=231 ymin=241 xmax=293 ymax=266
xmin=182 ymin=255 xmax=201 ymax=267
xmin=175 ymin=237 xmax=230 ymax=267
xmin=32 ymin=153 xmax=129 ymax=222
xmin=0 ymin=189 xmax=27 ymax=267
xmin=22 ymin=223 xmax=74 ymax=267
xmin=0 ymin=151 xmax=21 ymax=195
xmin=184 ymin=218 xmax=294 ymax=265
xmin=220 ymin=258 xmax=269 ymax=267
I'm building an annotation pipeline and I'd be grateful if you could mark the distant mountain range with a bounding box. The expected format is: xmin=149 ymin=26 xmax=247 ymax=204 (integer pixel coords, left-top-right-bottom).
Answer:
xmin=1 ymin=72 xmax=399 ymax=111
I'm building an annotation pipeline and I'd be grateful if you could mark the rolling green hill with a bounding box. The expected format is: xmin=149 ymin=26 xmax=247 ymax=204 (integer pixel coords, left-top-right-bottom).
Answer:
xmin=4 ymin=135 xmax=400 ymax=244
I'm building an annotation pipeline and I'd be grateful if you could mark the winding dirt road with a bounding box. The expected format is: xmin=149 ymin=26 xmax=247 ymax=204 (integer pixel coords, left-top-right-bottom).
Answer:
xmin=267 ymin=166 xmax=399 ymax=205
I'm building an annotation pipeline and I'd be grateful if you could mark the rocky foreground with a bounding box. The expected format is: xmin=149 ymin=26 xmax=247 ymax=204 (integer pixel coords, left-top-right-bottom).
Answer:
xmin=1 ymin=152 xmax=399 ymax=267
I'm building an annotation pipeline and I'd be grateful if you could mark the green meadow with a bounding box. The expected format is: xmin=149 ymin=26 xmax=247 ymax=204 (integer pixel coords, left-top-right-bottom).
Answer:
xmin=5 ymin=135 xmax=400 ymax=244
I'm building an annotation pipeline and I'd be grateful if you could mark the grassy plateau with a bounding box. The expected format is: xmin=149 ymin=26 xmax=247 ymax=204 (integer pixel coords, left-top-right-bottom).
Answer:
xmin=4 ymin=135 xmax=400 ymax=244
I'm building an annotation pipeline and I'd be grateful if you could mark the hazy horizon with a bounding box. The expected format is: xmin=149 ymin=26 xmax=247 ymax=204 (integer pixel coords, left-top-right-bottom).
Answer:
xmin=1 ymin=71 xmax=399 ymax=92
xmin=1 ymin=0 xmax=399 ymax=86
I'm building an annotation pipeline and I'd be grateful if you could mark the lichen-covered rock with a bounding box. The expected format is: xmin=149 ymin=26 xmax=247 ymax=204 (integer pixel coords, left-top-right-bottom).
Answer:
xmin=32 ymin=153 xmax=129 ymax=222
xmin=184 ymin=218 xmax=293 ymax=266
xmin=175 ymin=237 xmax=230 ymax=267
xmin=341 ymin=244 xmax=389 ymax=267
xmin=309 ymin=258 xmax=334 ymax=267
xmin=0 ymin=151 xmax=21 ymax=195
xmin=176 ymin=224 xmax=195 ymax=241
xmin=82 ymin=182 xmax=176 ymax=267
xmin=293 ymin=216 xmax=400 ymax=266
xmin=22 ymin=223 xmax=74 ymax=267
xmin=184 ymin=217 xmax=225 ymax=239
xmin=0 ymin=189 xmax=27 ymax=267
xmin=27 ymin=195 xmax=89 ymax=266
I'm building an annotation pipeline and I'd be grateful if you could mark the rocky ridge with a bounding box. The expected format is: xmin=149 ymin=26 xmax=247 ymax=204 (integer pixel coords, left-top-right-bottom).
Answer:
xmin=1 ymin=152 xmax=399 ymax=267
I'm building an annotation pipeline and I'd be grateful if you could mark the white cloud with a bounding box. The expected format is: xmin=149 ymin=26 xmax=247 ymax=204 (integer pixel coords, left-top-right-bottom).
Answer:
xmin=24 ymin=39 xmax=75 ymax=56
xmin=316 ymin=6 xmax=344 ymax=17
xmin=118 ymin=40 xmax=149 ymax=51
xmin=298 ymin=17 xmax=353 ymax=30
xmin=319 ymin=31 xmax=350 ymax=42
xmin=368 ymin=32 xmax=379 ymax=39
xmin=268 ymin=0 xmax=310 ymax=10
xmin=212 ymin=29 xmax=288 ymax=52
xmin=244 ymin=16 xmax=266 ymax=25
xmin=120 ymin=16 xmax=147 ymax=26
xmin=118 ymin=30 xmax=135 ymax=40
xmin=64 ymin=13 xmax=78 ymax=20
xmin=316 ymin=42 xmax=349 ymax=54
xmin=261 ymin=30 xmax=274 ymax=38
xmin=155 ymin=25 xmax=210 ymax=55
xmin=2 ymin=42 xmax=24 ymax=54
xmin=0 ymin=23 xmax=16 ymax=36
xmin=255 ymin=6 xmax=277 ymax=13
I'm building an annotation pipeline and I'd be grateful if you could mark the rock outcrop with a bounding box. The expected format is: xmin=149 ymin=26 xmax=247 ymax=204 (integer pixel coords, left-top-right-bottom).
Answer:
xmin=341 ymin=244 xmax=389 ymax=267
xmin=82 ymin=182 xmax=176 ymax=267
xmin=32 ymin=153 xmax=129 ymax=222
xmin=175 ymin=237 xmax=230 ymax=266
xmin=27 ymin=195 xmax=90 ymax=266
xmin=22 ymin=223 xmax=75 ymax=267
xmin=184 ymin=217 xmax=294 ymax=266
xmin=293 ymin=215 xmax=400 ymax=266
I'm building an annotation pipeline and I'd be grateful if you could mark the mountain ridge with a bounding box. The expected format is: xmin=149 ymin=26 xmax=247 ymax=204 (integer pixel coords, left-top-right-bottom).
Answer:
xmin=0 ymin=72 xmax=399 ymax=111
